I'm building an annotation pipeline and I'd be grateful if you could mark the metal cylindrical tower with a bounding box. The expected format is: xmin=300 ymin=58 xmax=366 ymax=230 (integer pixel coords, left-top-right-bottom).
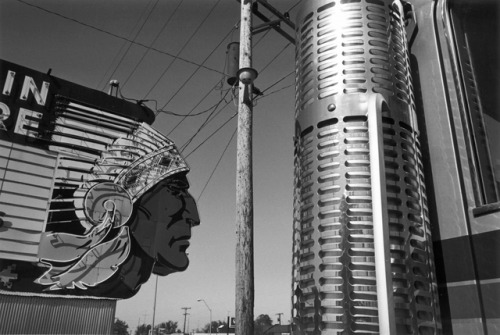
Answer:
xmin=292 ymin=0 xmax=441 ymax=334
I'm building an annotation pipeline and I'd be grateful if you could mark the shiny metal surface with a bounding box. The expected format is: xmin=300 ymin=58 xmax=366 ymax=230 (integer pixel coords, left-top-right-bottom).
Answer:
xmin=411 ymin=0 xmax=500 ymax=333
xmin=292 ymin=0 xmax=441 ymax=333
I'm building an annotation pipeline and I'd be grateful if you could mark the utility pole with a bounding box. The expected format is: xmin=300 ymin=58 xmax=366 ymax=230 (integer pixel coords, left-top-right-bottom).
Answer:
xmin=235 ymin=1 xmax=255 ymax=335
xmin=275 ymin=313 xmax=283 ymax=325
xmin=152 ymin=276 xmax=158 ymax=335
xmin=181 ymin=307 xmax=191 ymax=335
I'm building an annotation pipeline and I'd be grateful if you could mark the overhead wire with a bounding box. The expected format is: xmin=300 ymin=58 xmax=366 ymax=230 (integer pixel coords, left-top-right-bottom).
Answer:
xmin=179 ymin=27 xmax=294 ymax=158
xmin=183 ymin=111 xmax=237 ymax=159
xmin=287 ymin=0 xmax=303 ymax=13
xmin=158 ymin=22 xmax=238 ymax=111
xmin=120 ymin=0 xmax=294 ymax=201
xmin=161 ymin=21 xmax=240 ymax=136
xmin=14 ymin=0 xmax=225 ymax=76
xmin=163 ymin=79 xmax=230 ymax=136
xmin=123 ymin=33 xmax=292 ymax=127
xmin=196 ymin=127 xmax=237 ymax=202
xmin=152 ymin=2 xmax=288 ymax=147
xmin=258 ymin=70 xmax=295 ymax=95
xmin=180 ymin=89 xmax=233 ymax=152
xmin=15 ymin=0 xmax=298 ymax=205
xmin=183 ymin=68 xmax=294 ymax=160
xmin=156 ymin=94 xmax=231 ymax=117
xmin=183 ymin=66 xmax=295 ymax=200
xmin=169 ymin=14 xmax=289 ymax=148
xmin=161 ymin=0 xmax=296 ymax=202
xmin=154 ymin=6 xmax=273 ymax=130
xmin=142 ymin=0 xmax=223 ymax=100
xmin=259 ymin=42 xmax=292 ymax=73
xmin=259 ymin=81 xmax=294 ymax=97
xmin=98 ymin=0 xmax=161 ymax=91
xmin=95 ymin=0 xmax=156 ymax=90
xmin=120 ymin=0 xmax=184 ymax=89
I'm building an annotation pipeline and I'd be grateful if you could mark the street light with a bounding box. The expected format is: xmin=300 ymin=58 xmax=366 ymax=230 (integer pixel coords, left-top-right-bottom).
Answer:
xmin=197 ymin=299 xmax=212 ymax=335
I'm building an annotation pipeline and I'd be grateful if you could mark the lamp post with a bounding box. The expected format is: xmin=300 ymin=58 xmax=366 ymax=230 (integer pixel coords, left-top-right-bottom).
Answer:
xmin=197 ymin=299 xmax=212 ymax=335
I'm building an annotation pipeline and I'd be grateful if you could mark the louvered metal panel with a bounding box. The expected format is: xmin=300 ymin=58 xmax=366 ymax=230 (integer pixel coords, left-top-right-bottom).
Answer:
xmin=292 ymin=0 xmax=440 ymax=334
xmin=0 ymin=140 xmax=56 ymax=262
xmin=0 ymin=292 xmax=116 ymax=334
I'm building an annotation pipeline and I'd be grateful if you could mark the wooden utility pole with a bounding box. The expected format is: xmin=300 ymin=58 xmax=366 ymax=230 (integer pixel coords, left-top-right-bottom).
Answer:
xmin=276 ymin=313 xmax=283 ymax=325
xmin=181 ymin=307 xmax=191 ymax=335
xmin=235 ymin=1 xmax=254 ymax=335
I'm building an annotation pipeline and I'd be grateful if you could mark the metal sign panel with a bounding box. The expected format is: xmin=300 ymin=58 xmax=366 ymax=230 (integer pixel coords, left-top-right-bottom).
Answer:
xmin=0 ymin=60 xmax=200 ymax=299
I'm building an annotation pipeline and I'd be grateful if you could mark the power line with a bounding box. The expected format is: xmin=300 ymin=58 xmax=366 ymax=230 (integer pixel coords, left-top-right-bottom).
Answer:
xmin=152 ymin=3 xmax=286 ymax=140
xmin=287 ymin=0 xmax=303 ymax=13
xmin=164 ymin=78 xmax=229 ymax=136
xmin=142 ymin=0 xmax=224 ymax=100
xmin=259 ymin=82 xmax=294 ymax=97
xmin=184 ymin=111 xmax=237 ymax=159
xmin=259 ymin=71 xmax=295 ymax=95
xmin=196 ymin=127 xmax=237 ymax=202
xmin=162 ymin=20 xmax=283 ymax=138
xmin=183 ymin=70 xmax=295 ymax=160
xmin=100 ymin=0 xmax=161 ymax=91
xmin=180 ymin=89 xmax=233 ymax=152
xmin=156 ymin=91 xmax=231 ymax=117
xmin=158 ymin=23 xmax=238 ymax=110
xmin=96 ymin=0 xmax=156 ymax=90
xmin=120 ymin=0 xmax=184 ymax=89
xmin=182 ymin=68 xmax=294 ymax=200
xmin=152 ymin=0 xmax=277 ymax=115
xmin=259 ymin=42 xmax=292 ymax=73
xmin=14 ymin=0 xmax=225 ymax=76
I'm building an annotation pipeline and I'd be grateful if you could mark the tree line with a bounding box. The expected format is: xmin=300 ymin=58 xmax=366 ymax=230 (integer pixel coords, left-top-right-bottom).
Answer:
xmin=113 ymin=314 xmax=276 ymax=335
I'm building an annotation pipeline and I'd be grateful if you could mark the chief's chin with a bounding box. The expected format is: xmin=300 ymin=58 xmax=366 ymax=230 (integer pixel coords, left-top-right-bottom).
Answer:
xmin=153 ymin=253 xmax=189 ymax=276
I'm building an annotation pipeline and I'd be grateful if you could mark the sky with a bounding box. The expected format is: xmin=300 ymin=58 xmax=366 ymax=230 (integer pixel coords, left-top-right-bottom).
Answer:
xmin=0 ymin=0 xmax=299 ymax=331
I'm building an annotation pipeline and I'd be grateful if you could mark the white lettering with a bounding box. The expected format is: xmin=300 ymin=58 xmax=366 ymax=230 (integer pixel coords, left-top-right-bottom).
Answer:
xmin=20 ymin=76 xmax=50 ymax=106
xmin=14 ymin=108 xmax=42 ymax=137
xmin=3 ymin=71 xmax=15 ymax=96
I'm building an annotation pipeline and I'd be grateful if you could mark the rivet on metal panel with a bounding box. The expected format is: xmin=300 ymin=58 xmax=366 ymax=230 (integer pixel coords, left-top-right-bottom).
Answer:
xmin=327 ymin=103 xmax=336 ymax=111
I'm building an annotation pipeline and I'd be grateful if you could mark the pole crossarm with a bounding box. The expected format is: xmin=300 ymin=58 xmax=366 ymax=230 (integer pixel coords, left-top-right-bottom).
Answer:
xmin=235 ymin=0 xmax=295 ymax=44
xmin=254 ymin=0 xmax=295 ymax=30
xmin=251 ymin=20 xmax=281 ymax=35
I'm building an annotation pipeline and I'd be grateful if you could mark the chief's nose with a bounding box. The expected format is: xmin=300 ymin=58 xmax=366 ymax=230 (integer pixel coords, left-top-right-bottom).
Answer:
xmin=185 ymin=192 xmax=200 ymax=227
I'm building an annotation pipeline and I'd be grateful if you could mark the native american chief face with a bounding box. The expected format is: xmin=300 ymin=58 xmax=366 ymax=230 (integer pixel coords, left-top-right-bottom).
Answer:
xmin=131 ymin=175 xmax=200 ymax=276
xmin=1 ymin=115 xmax=200 ymax=298
xmin=0 ymin=62 xmax=200 ymax=298
xmin=27 ymin=122 xmax=201 ymax=298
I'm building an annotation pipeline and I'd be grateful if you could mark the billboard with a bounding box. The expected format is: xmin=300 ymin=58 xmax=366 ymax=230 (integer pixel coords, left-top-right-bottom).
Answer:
xmin=0 ymin=59 xmax=199 ymax=299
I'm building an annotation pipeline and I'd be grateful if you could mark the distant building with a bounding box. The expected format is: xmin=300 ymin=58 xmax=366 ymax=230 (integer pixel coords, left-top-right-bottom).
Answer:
xmin=264 ymin=324 xmax=291 ymax=335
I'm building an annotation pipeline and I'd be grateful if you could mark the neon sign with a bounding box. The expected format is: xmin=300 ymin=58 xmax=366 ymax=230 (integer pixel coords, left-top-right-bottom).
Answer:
xmin=0 ymin=59 xmax=199 ymax=298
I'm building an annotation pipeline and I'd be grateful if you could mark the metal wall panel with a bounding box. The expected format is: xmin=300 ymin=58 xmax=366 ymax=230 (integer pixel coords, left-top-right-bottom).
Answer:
xmin=410 ymin=0 xmax=500 ymax=333
xmin=0 ymin=292 xmax=116 ymax=334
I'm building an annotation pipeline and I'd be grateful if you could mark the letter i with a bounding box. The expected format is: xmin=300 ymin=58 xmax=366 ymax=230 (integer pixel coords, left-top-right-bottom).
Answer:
xmin=3 ymin=71 xmax=15 ymax=96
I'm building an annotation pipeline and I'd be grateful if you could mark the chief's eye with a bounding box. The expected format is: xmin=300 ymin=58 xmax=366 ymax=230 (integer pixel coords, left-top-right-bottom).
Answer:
xmin=137 ymin=205 xmax=152 ymax=219
xmin=167 ymin=178 xmax=189 ymax=195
